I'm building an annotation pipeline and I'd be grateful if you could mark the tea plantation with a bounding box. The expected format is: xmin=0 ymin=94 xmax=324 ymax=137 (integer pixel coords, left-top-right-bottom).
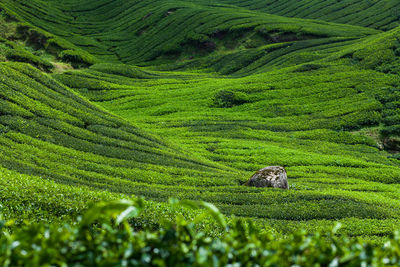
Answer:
xmin=0 ymin=0 xmax=400 ymax=264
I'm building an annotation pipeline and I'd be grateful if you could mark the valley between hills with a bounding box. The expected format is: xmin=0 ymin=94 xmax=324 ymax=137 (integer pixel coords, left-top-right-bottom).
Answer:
xmin=1 ymin=1 xmax=400 ymax=263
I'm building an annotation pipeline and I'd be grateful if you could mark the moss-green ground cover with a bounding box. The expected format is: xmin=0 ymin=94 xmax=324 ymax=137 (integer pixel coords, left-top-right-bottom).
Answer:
xmin=0 ymin=0 xmax=400 ymax=245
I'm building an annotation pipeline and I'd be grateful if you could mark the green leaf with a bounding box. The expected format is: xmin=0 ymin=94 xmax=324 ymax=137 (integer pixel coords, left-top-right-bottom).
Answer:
xmin=332 ymin=223 xmax=342 ymax=234
xmin=177 ymin=200 xmax=200 ymax=210
xmin=200 ymin=202 xmax=226 ymax=228
xmin=116 ymin=206 xmax=141 ymax=225
xmin=80 ymin=199 xmax=140 ymax=227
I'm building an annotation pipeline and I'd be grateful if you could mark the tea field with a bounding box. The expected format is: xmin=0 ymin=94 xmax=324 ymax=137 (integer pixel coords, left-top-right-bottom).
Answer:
xmin=0 ymin=0 xmax=400 ymax=246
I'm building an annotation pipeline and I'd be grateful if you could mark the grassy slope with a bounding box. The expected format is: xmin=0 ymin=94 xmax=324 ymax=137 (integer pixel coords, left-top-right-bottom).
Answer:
xmin=0 ymin=0 xmax=400 ymax=242
xmin=0 ymin=0 xmax=379 ymax=65
xmin=216 ymin=0 xmax=400 ymax=31
xmin=0 ymin=62 xmax=238 ymax=189
xmin=57 ymin=60 xmax=400 ymax=240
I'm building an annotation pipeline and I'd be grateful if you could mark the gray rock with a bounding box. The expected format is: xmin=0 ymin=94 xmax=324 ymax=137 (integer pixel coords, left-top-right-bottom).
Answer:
xmin=246 ymin=166 xmax=288 ymax=189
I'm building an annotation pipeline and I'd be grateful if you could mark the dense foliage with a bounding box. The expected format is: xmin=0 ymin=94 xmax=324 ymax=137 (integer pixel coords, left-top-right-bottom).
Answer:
xmin=0 ymin=0 xmax=400 ymax=259
xmin=2 ymin=199 xmax=400 ymax=266
xmin=210 ymin=90 xmax=249 ymax=108
xmin=0 ymin=0 xmax=378 ymax=65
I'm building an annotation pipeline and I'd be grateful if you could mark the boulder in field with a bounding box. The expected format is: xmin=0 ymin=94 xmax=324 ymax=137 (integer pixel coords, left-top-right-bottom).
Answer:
xmin=246 ymin=166 xmax=288 ymax=189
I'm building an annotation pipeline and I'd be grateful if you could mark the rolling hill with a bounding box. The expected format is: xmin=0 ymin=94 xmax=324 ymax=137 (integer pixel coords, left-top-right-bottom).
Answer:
xmin=0 ymin=0 xmax=400 ymax=244
xmin=217 ymin=0 xmax=400 ymax=31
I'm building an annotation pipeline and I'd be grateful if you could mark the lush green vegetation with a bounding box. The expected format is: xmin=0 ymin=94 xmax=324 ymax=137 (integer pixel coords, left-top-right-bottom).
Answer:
xmin=2 ymin=199 xmax=400 ymax=266
xmin=217 ymin=0 xmax=400 ymax=31
xmin=377 ymin=87 xmax=400 ymax=159
xmin=0 ymin=0 xmax=400 ymax=264
xmin=0 ymin=0 xmax=379 ymax=66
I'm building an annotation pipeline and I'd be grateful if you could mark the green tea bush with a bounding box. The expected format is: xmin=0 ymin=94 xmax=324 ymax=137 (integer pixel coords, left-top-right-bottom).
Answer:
xmin=1 ymin=199 xmax=400 ymax=266
xmin=90 ymin=63 xmax=155 ymax=79
xmin=389 ymin=153 xmax=400 ymax=160
xmin=14 ymin=24 xmax=49 ymax=49
xmin=294 ymin=63 xmax=324 ymax=72
xmin=0 ymin=37 xmax=52 ymax=71
xmin=6 ymin=49 xmax=53 ymax=71
xmin=210 ymin=90 xmax=249 ymax=108
xmin=381 ymin=126 xmax=400 ymax=137
xmin=0 ymin=10 xmax=16 ymax=39
xmin=376 ymin=88 xmax=400 ymax=153
xmin=59 ymin=49 xmax=97 ymax=67
xmin=2 ymin=0 xmax=400 ymax=245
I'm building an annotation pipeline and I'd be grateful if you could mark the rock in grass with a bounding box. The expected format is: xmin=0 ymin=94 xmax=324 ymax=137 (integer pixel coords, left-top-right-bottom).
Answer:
xmin=246 ymin=166 xmax=288 ymax=189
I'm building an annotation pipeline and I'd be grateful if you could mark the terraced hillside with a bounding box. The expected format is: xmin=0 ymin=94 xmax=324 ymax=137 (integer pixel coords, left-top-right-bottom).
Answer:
xmin=1 ymin=0 xmax=400 ymax=243
xmin=0 ymin=0 xmax=378 ymax=65
xmin=56 ymin=61 xmax=400 ymax=240
xmin=217 ymin=0 xmax=400 ymax=30
xmin=0 ymin=62 xmax=238 ymax=191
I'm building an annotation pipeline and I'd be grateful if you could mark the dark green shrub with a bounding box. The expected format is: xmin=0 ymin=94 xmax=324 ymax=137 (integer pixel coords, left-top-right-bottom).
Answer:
xmin=210 ymin=90 xmax=249 ymax=108
xmin=14 ymin=24 xmax=49 ymax=50
xmin=44 ymin=38 xmax=64 ymax=54
xmin=382 ymin=115 xmax=400 ymax=127
xmin=0 ymin=124 xmax=9 ymax=134
xmin=389 ymin=153 xmax=400 ymax=160
xmin=0 ymin=11 xmax=17 ymax=39
xmin=381 ymin=125 xmax=400 ymax=137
